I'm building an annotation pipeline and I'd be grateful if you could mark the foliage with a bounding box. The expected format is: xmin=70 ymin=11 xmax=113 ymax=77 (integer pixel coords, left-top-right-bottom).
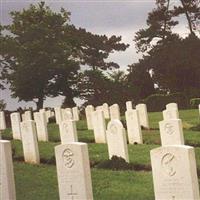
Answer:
xmin=190 ymin=98 xmax=200 ymax=108
xmin=143 ymin=92 xmax=189 ymax=112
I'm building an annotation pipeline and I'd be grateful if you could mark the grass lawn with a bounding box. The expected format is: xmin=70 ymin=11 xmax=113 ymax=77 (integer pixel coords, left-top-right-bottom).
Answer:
xmin=2 ymin=109 xmax=200 ymax=200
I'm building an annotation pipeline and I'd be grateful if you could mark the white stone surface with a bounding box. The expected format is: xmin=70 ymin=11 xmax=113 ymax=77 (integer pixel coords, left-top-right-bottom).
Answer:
xmin=34 ymin=112 xmax=48 ymax=142
xmin=102 ymin=103 xmax=110 ymax=119
xmin=166 ymin=103 xmax=178 ymax=110
xmin=106 ymin=120 xmax=129 ymax=162
xmin=151 ymin=145 xmax=200 ymax=200
xmin=92 ymin=110 xmax=106 ymax=143
xmin=10 ymin=112 xmax=21 ymax=140
xmin=59 ymin=120 xmax=78 ymax=144
xmin=125 ymin=109 xmax=143 ymax=144
xmin=163 ymin=108 xmax=179 ymax=120
xmin=72 ymin=107 xmax=80 ymax=121
xmin=109 ymin=104 xmax=120 ymax=120
xmin=126 ymin=101 xmax=133 ymax=111
xmin=62 ymin=108 xmax=73 ymax=121
xmin=0 ymin=140 xmax=16 ymax=200
xmin=159 ymin=119 xmax=184 ymax=146
xmin=24 ymin=110 xmax=32 ymax=121
xmin=0 ymin=111 xmax=6 ymax=130
xmin=85 ymin=105 xmax=94 ymax=130
xmin=21 ymin=113 xmax=26 ymax=121
xmin=136 ymin=104 xmax=149 ymax=129
xmin=45 ymin=110 xmax=51 ymax=123
xmin=54 ymin=107 xmax=63 ymax=124
xmin=20 ymin=120 xmax=40 ymax=164
xmin=55 ymin=142 xmax=93 ymax=200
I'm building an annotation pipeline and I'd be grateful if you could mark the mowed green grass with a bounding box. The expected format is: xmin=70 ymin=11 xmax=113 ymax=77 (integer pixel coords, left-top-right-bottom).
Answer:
xmin=2 ymin=109 xmax=200 ymax=200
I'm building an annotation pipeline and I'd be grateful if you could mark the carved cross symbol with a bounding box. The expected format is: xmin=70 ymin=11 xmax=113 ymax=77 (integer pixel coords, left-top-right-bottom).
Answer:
xmin=68 ymin=185 xmax=77 ymax=200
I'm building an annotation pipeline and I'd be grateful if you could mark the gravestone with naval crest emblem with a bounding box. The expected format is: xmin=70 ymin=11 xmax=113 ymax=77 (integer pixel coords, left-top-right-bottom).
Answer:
xmin=150 ymin=145 xmax=200 ymax=200
xmin=55 ymin=142 xmax=93 ymax=200
xmin=106 ymin=120 xmax=129 ymax=162
xmin=58 ymin=120 xmax=78 ymax=144
xmin=159 ymin=119 xmax=184 ymax=146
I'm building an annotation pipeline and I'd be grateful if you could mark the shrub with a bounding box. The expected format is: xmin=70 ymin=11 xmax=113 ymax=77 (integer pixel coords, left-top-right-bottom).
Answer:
xmin=143 ymin=93 xmax=189 ymax=112
xmin=190 ymin=98 xmax=200 ymax=108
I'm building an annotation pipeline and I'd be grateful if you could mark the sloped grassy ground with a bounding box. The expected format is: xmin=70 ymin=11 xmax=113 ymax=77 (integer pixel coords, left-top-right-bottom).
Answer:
xmin=2 ymin=109 xmax=200 ymax=200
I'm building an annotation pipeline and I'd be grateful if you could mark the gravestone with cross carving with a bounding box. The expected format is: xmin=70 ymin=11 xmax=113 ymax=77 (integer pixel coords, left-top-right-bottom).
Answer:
xmin=125 ymin=109 xmax=143 ymax=144
xmin=150 ymin=145 xmax=200 ymax=200
xmin=106 ymin=120 xmax=129 ymax=162
xmin=159 ymin=119 xmax=184 ymax=146
xmin=0 ymin=140 xmax=16 ymax=200
xmin=10 ymin=112 xmax=21 ymax=140
xmin=20 ymin=120 xmax=40 ymax=164
xmin=58 ymin=120 xmax=78 ymax=144
xmin=55 ymin=142 xmax=93 ymax=200
xmin=92 ymin=110 xmax=106 ymax=143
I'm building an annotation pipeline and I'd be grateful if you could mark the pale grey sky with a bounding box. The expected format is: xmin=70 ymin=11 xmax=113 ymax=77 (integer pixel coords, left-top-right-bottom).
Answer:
xmin=0 ymin=0 xmax=191 ymax=110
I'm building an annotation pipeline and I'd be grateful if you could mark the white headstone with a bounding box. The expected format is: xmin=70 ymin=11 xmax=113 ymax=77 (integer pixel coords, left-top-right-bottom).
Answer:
xmin=24 ymin=110 xmax=32 ymax=121
xmin=62 ymin=108 xmax=73 ymax=121
xmin=22 ymin=113 xmax=26 ymax=121
xmin=10 ymin=112 xmax=21 ymax=140
xmin=96 ymin=106 xmax=103 ymax=112
xmin=92 ymin=110 xmax=106 ymax=143
xmin=125 ymin=109 xmax=143 ymax=144
xmin=126 ymin=101 xmax=133 ymax=111
xmin=151 ymin=145 xmax=200 ymax=200
xmin=163 ymin=108 xmax=179 ymax=120
xmin=45 ymin=110 xmax=51 ymax=123
xmin=0 ymin=140 xmax=16 ymax=200
xmin=166 ymin=103 xmax=178 ymax=110
xmin=109 ymin=104 xmax=120 ymax=120
xmin=54 ymin=107 xmax=63 ymax=124
xmin=55 ymin=142 xmax=93 ymax=200
xmin=0 ymin=111 xmax=6 ymax=130
xmin=102 ymin=103 xmax=110 ymax=119
xmin=159 ymin=119 xmax=184 ymax=146
xmin=85 ymin=105 xmax=94 ymax=130
xmin=20 ymin=120 xmax=40 ymax=164
xmin=34 ymin=112 xmax=48 ymax=142
xmin=136 ymin=104 xmax=149 ymax=129
xmin=106 ymin=120 xmax=129 ymax=162
xmin=59 ymin=120 xmax=78 ymax=144
xmin=72 ymin=107 xmax=80 ymax=121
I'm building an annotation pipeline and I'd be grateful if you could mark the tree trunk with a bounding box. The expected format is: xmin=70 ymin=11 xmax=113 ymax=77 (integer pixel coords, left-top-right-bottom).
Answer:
xmin=36 ymin=97 xmax=44 ymax=110
xmin=180 ymin=0 xmax=195 ymax=35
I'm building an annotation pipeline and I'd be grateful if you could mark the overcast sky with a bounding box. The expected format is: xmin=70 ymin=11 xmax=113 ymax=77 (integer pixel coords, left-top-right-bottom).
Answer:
xmin=0 ymin=0 xmax=191 ymax=110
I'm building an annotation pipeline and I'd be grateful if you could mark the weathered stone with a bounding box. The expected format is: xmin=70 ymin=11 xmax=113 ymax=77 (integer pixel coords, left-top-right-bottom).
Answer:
xmin=20 ymin=120 xmax=40 ymax=164
xmin=102 ymin=103 xmax=110 ymax=119
xmin=0 ymin=140 xmax=16 ymax=200
xmin=72 ymin=107 xmax=80 ymax=121
xmin=24 ymin=110 xmax=32 ymax=121
xmin=62 ymin=108 xmax=73 ymax=121
xmin=10 ymin=112 xmax=21 ymax=140
xmin=0 ymin=111 xmax=6 ymax=130
xmin=136 ymin=104 xmax=149 ymax=129
xmin=126 ymin=101 xmax=133 ymax=111
xmin=163 ymin=108 xmax=179 ymax=120
xmin=34 ymin=112 xmax=48 ymax=142
xmin=85 ymin=105 xmax=94 ymax=130
xmin=159 ymin=119 xmax=184 ymax=146
xmin=59 ymin=120 xmax=78 ymax=144
xmin=109 ymin=104 xmax=120 ymax=120
xmin=166 ymin=103 xmax=178 ymax=110
xmin=54 ymin=107 xmax=63 ymax=124
xmin=92 ymin=110 xmax=106 ymax=143
xmin=106 ymin=120 xmax=129 ymax=162
xmin=125 ymin=109 xmax=143 ymax=144
xmin=55 ymin=142 xmax=93 ymax=200
xmin=151 ymin=145 xmax=200 ymax=200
